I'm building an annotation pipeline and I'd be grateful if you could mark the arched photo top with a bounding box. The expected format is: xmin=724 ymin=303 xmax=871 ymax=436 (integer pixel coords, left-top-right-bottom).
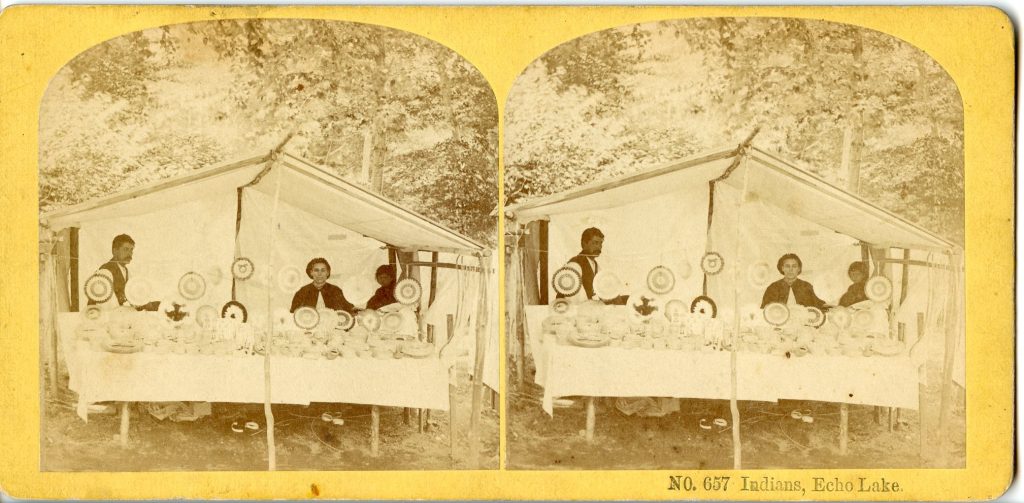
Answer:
xmin=505 ymin=17 xmax=963 ymax=245
xmin=40 ymin=18 xmax=498 ymax=245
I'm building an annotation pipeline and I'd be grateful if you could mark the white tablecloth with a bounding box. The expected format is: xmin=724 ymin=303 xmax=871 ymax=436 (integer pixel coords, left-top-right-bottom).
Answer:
xmin=59 ymin=314 xmax=449 ymax=421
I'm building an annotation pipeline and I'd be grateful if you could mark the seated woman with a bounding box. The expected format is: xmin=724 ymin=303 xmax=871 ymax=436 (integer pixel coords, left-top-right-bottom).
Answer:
xmin=760 ymin=253 xmax=827 ymax=310
xmin=365 ymin=264 xmax=398 ymax=310
xmin=290 ymin=257 xmax=355 ymax=314
xmin=838 ymin=261 xmax=870 ymax=307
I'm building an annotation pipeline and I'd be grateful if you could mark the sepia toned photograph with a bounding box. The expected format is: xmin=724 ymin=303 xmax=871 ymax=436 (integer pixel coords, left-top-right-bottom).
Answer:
xmin=504 ymin=18 xmax=966 ymax=470
xmin=37 ymin=19 xmax=500 ymax=471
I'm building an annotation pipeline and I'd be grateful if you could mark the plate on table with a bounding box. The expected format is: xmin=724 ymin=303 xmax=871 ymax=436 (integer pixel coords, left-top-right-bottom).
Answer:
xmin=195 ymin=304 xmax=219 ymax=329
xmin=805 ymin=306 xmax=826 ymax=328
xmin=763 ymin=302 xmax=790 ymax=326
xmin=124 ymin=277 xmax=154 ymax=306
xmin=178 ymin=272 xmax=207 ymax=300
xmin=221 ymin=300 xmax=248 ymax=323
xmin=83 ymin=305 xmax=103 ymax=321
xmin=550 ymin=298 xmax=572 ymax=315
xmin=394 ymin=278 xmax=423 ymax=305
xmin=691 ymin=295 xmax=718 ymax=319
xmin=851 ymin=309 xmax=875 ymax=330
xmin=401 ymin=341 xmax=434 ymax=358
xmin=552 ymin=266 xmax=582 ymax=297
xmin=701 ymin=252 xmax=725 ymax=275
xmin=381 ymin=311 xmax=403 ymax=332
xmin=664 ymin=298 xmax=687 ymax=323
xmin=865 ymin=276 xmax=893 ymax=302
xmin=102 ymin=340 xmax=143 ymax=354
xmin=593 ymin=271 xmax=623 ymax=300
xmin=828 ymin=306 xmax=852 ymax=329
xmin=568 ymin=334 xmax=611 ymax=348
xmin=336 ymin=310 xmax=355 ymax=330
xmin=294 ymin=307 xmax=320 ymax=330
xmin=646 ymin=266 xmax=676 ymax=294
xmin=231 ymin=257 xmax=255 ymax=280
xmin=357 ymin=309 xmax=382 ymax=332
xmin=84 ymin=272 xmax=114 ymax=303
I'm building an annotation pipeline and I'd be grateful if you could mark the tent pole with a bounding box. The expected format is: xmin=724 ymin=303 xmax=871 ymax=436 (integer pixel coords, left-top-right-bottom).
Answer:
xmin=937 ymin=252 xmax=960 ymax=465
xmin=727 ymin=154 xmax=750 ymax=470
xmin=69 ymin=227 xmax=79 ymax=312
xmin=261 ymin=161 xmax=284 ymax=471
xmin=447 ymin=314 xmax=457 ymax=465
xmin=468 ymin=251 xmax=490 ymax=468
xmin=538 ymin=221 xmax=549 ymax=304
xmin=513 ymin=230 xmax=526 ymax=386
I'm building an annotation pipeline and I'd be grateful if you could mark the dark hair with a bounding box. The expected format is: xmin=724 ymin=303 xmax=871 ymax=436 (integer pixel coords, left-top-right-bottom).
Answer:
xmin=375 ymin=264 xmax=396 ymax=278
xmin=848 ymin=261 xmax=869 ymax=276
xmin=306 ymin=257 xmax=331 ymax=278
xmin=580 ymin=227 xmax=604 ymax=248
xmin=776 ymin=253 xmax=802 ymax=274
xmin=111 ymin=234 xmax=134 ymax=252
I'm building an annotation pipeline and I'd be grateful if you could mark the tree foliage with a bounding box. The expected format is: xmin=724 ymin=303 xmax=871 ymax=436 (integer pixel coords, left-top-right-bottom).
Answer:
xmin=505 ymin=18 xmax=964 ymax=245
xmin=40 ymin=20 xmax=497 ymax=245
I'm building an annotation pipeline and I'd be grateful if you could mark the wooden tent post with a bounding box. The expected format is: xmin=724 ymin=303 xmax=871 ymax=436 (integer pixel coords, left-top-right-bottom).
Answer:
xmin=839 ymin=403 xmax=849 ymax=455
xmin=468 ymin=251 xmax=490 ymax=468
xmin=538 ymin=221 xmax=549 ymax=304
xmin=69 ymin=227 xmax=79 ymax=312
xmin=371 ymin=405 xmax=381 ymax=457
xmin=917 ymin=312 xmax=927 ymax=462
xmin=585 ymin=397 xmax=596 ymax=442
xmin=727 ymin=153 xmax=750 ymax=470
xmin=937 ymin=252 xmax=960 ymax=464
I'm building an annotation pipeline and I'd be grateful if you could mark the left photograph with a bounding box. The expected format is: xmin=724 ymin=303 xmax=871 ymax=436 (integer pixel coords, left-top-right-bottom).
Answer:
xmin=37 ymin=19 xmax=499 ymax=471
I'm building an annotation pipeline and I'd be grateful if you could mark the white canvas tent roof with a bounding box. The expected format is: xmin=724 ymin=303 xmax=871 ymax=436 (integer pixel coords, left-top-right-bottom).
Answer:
xmin=43 ymin=151 xmax=484 ymax=254
xmin=507 ymin=145 xmax=956 ymax=252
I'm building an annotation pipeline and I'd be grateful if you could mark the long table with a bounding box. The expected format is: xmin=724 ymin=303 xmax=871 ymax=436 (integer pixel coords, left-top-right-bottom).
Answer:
xmin=57 ymin=313 xmax=450 ymax=453
xmin=525 ymin=306 xmax=921 ymax=449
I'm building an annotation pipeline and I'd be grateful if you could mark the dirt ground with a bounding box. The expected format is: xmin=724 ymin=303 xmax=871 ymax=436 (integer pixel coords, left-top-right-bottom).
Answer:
xmin=42 ymin=360 xmax=499 ymax=471
xmin=507 ymin=360 xmax=965 ymax=470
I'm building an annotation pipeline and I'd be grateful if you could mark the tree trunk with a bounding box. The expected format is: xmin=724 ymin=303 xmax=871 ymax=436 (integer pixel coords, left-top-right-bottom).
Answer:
xmin=842 ymin=30 xmax=865 ymax=194
xmin=368 ymin=33 xmax=390 ymax=193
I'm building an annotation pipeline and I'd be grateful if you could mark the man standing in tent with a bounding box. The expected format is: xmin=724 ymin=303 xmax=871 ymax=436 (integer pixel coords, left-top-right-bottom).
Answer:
xmin=88 ymin=234 xmax=159 ymax=311
xmin=557 ymin=227 xmax=627 ymax=304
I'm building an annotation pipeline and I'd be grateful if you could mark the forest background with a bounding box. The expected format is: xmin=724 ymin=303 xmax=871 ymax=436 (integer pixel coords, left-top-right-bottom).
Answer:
xmin=39 ymin=19 xmax=498 ymax=245
xmin=505 ymin=18 xmax=964 ymax=245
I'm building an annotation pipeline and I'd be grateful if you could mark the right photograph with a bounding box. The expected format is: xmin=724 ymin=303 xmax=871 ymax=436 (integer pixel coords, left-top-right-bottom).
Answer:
xmin=503 ymin=18 xmax=965 ymax=470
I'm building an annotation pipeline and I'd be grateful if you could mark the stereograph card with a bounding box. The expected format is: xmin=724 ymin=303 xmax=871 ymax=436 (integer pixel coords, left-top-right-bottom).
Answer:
xmin=0 ymin=5 xmax=1013 ymax=501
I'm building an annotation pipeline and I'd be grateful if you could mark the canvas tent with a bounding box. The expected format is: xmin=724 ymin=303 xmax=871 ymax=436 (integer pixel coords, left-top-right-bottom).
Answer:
xmin=39 ymin=148 xmax=496 ymax=466
xmin=506 ymin=143 xmax=964 ymax=460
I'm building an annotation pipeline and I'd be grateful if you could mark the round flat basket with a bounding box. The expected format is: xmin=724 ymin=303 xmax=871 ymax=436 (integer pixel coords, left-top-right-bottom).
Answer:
xmin=293 ymin=307 xmax=320 ymax=330
xmin=691 ymin=295 xmax=718 ymax=319
xmin=646 ymin=266 xmax=676 ymax=294
xmin=394 ymin=278 xmax=423 ymax=306
xmin=828 ymin=306 xmax=852 ymax=329
xmin=84 ymin=273 xmax=114 ymax=303
xmin=805 ymin=306 xmax=826 ymax=328
xmin=84 ymin=305 xmax=103 ymax=321
xmin=865 ymin=276 xmax=893 ymax=302
xmin=552 ymin=266 xmax=583 ymax=297
xmin=195 ymin=304 xmax=219 ymax=329
xmin=221 ymin=300 xmax=248 ymax=323
xmin=381 ymin=312 xmax=403 ymax=332
xmin=550 ymin=298 xmax=572 ymax=315
xmin=852 ymin=309 xmax=875 ymax=330
xmin=178 ymin=272 xmax=207 ymax=300
xmin=277 ymin=266 xmax=304 ymax=292
xmin=336 ymin=310 xmax=355 ymax=330
xmin=357 ymin=309 xmax=382 ymax=332
xmin=593 ymin=271 xmax=624 ymax=300
xmin=701 ymin=252 xmax=725 ymax=275
xmin=231 ymin=257 xmax=255 ymax=281
xmin=664 ymin=298 xmax=687 ymax=323
xmin=763 ymin=302 xmax=790 ymax=326
xmin=124 ymin=277 xmax=153 ymax=306
xmin=747 ymin=261 xmax=773 ymax=288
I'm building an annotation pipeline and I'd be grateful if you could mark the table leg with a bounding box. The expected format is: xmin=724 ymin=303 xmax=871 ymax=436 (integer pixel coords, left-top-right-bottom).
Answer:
xmin=888 ymin=407 xmax=896 ymax=432
xmin=449 ymin=368 xmax=457 ymax=465
xmin=418 ymin=409 xmax=426 ymax=433
xmin=839 ymin=403 xmax=849 ymax=455
xmin=403 ymin=407 xmax=411 ymax=425
xmin=119 ymin=402 xmax=130 ymax=447
xmin=585 ymin=397 xmax=596 ymax=443
xmin=371 ymin=405 xmax=380 ymax=457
